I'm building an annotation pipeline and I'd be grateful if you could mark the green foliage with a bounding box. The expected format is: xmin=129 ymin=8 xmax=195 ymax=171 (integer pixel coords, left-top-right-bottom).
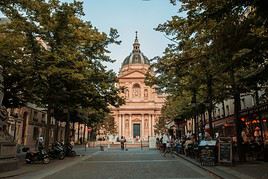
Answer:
xmin=96 ymin=114 xmax=117 ymax=136
xmin=148 ymin=0 xmax=268 ymax=128
xmin=0 ymin=0 xmax=124 ymax=145
xmin=154 ymin=117 xmax=167 ymax=135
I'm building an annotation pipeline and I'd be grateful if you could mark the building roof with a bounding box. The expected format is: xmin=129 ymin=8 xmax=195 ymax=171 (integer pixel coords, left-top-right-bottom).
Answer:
xmin=121 ymin=31 xmax=150 ymax=67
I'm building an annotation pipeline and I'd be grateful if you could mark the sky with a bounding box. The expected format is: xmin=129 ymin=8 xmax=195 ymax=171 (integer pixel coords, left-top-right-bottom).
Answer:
xmin=0 ymin=0 xmax=181 ymax=74
xmin=74 ymin=0 xmax=180 ymax=73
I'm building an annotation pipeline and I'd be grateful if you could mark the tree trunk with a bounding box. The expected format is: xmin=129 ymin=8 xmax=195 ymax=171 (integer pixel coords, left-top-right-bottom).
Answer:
xmin=201 ymin=113 xmax=205 ymax=139
xmin=45 ymin=107 xmax=52 ymax=149
xmin=83 ymin=124 xmax=86 ymax=142
xmin=222 ymin=100 xmax=226 ymax=117
xmin=65 ymin=111 xmax=70 ymax=144
xmin=72 ymin=122 xmax=75 ymax=139
xmin=207 ymin=75 xmax=214 ymax=138
xmin=255 ymin=88 xmax=264 ymax=142
xmin=54 ymin=120 xmax=59 ymax=143
xmin=87 ymin=125 xmax=90 ymax=141
xmin=191 ymin=89 xmax=198 ymax=136
xmin=234 ymin=89 xmax=243 ymax=161
xmin=77 ymin=122 xmax=80 ymax=143
xmin=231 ymin=70 xmax=243 ymax=161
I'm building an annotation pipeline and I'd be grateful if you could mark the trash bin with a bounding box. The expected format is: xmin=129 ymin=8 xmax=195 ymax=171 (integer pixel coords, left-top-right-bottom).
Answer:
xmin=100 ymin=146 xmax=104 ymax=151
xmin=264 ymin=144 xmax=268 ymax=162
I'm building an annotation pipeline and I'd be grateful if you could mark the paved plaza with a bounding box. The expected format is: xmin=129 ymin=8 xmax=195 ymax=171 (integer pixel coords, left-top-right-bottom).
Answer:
xmin=10 ymin=148 xmax=215 ymax=179
xmin=1 ymin=146 xmax=268 ymax=179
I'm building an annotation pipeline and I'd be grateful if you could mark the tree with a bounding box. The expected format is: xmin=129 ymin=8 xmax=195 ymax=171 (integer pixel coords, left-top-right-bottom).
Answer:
xmin=0 ymin=0 xmax=124 ymax=147
xmin=147 ymin=0 xmax=268 ymax=161
xmin=96 ymin=114 xmax=117 ymax=137
xmin=0 ymin=22 xmax=32 ymax=108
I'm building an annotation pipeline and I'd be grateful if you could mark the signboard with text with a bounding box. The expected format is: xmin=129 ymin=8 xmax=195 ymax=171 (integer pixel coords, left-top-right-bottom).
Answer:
xmin=218 ymin=137 xmax=232 ymax=165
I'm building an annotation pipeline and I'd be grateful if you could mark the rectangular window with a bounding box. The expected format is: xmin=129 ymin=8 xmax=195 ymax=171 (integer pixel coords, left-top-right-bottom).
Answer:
xmin=41 ymin=113 xmax=46 ymax=123
xmin=226 ymin=105 xmax=230 ymax=116
xmin=33 ymin=111 xmax=38 ymax=121
xmin=33 ymin=127 xmax=39 ymax=140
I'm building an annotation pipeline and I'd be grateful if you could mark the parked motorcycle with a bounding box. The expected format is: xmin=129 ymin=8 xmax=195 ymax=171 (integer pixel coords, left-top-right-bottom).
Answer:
xmin=24 ymin=146 xmax=50 ymax=164
xmin=48 ymin=141 xmax=65 ymax=160
xmin=63 ymin=142 xmax=76 ymax=157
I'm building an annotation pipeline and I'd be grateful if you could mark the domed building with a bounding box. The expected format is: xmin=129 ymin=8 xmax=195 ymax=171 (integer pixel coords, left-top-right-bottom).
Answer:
xmin=111 ymin=32 xmax=165 ymax=142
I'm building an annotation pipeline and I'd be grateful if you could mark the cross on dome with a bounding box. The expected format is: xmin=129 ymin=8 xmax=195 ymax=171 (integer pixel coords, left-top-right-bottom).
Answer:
xmin=133 ymin=31 xmax=140 ymax=53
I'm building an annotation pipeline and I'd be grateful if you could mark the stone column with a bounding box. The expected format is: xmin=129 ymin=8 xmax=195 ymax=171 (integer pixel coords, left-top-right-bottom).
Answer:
xmin=148 ymin=114 xmax=151 ymax=137
xmin=152 ymin=114 xmax=155 ymax=136
xmin=122 ymin=114 xmax=125 ymax=137
xmin=118 ymin=114 xmax=121 ymax=137
xmin=141 ymin=114 xmax=144 ymax=139
xmin=129 ymin=114 xmax=132 ymax=138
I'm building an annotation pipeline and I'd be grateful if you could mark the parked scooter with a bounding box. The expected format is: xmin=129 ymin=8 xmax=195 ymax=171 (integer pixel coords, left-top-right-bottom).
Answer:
xmin=62 ymin=142 xmax=76 ymax=157
xmin=48 ymin=141 xmax=65 ymax=160
xmin=24 ymin=144 xmax=50 ymax=164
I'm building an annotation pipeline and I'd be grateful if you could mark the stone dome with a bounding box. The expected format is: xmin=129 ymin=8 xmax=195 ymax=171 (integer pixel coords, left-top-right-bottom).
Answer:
xmin=122 ymin=32 xmax=150 ymax=67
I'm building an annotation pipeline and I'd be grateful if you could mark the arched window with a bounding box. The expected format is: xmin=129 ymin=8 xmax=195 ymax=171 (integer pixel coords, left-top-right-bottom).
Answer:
xmin=132 ymin=83 xmax=141 ymax=97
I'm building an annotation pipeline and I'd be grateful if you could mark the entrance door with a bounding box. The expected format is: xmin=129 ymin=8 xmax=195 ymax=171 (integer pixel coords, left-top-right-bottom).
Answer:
xmin=133 ymin=124 xmax=140 ymax=138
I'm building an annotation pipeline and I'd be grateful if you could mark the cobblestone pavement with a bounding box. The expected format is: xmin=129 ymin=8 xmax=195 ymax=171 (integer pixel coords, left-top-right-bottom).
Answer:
xmin=36 ymin=148 xmax=215 ymax=179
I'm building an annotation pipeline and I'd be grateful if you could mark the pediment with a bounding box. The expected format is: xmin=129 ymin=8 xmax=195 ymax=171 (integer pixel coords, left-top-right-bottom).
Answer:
xmin=119 ymin=70 xmax=146 ymax=79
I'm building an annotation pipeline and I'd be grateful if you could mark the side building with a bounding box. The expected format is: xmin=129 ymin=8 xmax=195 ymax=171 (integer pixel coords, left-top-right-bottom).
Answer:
xmin=6 ymin=104 xmax=66 ymax=149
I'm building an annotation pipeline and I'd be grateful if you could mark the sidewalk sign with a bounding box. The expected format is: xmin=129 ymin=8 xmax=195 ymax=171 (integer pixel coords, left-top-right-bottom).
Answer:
xmin=199 ymin=140 xmax=217 ymax=166
xmin=218 ymin=137 xmax=232 ymax=165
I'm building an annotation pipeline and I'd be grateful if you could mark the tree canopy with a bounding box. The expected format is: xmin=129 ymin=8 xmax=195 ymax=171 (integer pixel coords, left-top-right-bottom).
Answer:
xmin=0 ymin=0 xmax=124 ymax=145
xmin=147 ymin=0 xmax=268 ymax=140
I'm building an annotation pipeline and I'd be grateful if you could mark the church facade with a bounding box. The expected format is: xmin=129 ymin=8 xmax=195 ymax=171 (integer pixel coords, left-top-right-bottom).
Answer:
xmin=111 ymin=33 xmax=165 ymax=141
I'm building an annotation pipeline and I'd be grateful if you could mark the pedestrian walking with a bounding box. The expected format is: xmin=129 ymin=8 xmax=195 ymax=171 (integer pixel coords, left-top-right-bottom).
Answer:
xmin=163 ymin=135 xmax=175 ymax=158
xmin=120 ymin=136 xmax=126 ymax=150
xmin=162 ymin=133 xmax=169 ymax=153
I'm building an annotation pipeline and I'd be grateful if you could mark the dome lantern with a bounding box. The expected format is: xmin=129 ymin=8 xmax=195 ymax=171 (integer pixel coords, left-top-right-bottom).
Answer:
xmin=133 ymin=31 xmax=140 ymax=53
xmin=122 ymin=32 xmax=150 ymax=67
